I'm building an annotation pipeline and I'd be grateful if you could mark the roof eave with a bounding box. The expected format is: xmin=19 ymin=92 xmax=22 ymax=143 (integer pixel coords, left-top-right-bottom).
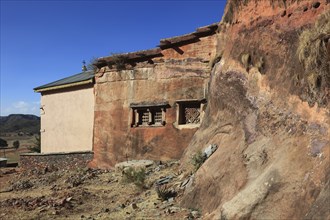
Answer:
xmin=34 ymin=79 xmax=94 ymax=93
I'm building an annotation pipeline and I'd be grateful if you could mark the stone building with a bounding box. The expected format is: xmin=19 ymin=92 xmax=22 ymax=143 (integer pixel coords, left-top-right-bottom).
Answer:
xmin=33 ymin=23 xmax=218 ymax=168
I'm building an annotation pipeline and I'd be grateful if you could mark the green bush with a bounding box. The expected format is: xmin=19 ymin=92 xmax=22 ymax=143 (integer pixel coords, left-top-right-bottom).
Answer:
xmin=122 ymin=167 xmax=146 ymax=189
xmin=28 ymin=135 xmax=41 ymax=153
xmin=13 ymin=140 xmax=20 ymax=149
xmin=191 ymin=150 xmax=206 ymax=171
xmin=0 ymin=138 xmax=8 ymax=148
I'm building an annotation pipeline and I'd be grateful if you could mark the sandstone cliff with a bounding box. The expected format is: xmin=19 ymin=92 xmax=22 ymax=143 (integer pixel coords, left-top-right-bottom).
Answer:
xmin=180 ymin=0 xmax=330 ymax=219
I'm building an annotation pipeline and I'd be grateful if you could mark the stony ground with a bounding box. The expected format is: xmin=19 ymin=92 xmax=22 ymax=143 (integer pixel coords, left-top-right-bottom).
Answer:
xmin=0 ymin=161 xmax=200 ymax=220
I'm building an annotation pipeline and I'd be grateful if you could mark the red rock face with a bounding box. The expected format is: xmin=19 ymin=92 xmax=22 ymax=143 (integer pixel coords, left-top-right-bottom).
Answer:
xmin=180 ymin=0 xmax=330 ymax=219
xmin=90 ymin=34 xmax=217 ymax=168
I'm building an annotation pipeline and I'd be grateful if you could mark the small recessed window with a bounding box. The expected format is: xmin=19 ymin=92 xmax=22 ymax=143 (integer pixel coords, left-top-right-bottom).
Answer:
xmin=130 ymin=102 xmax=169 ymax=128
xmin=176 ymin=99 xmax=206 ymax=127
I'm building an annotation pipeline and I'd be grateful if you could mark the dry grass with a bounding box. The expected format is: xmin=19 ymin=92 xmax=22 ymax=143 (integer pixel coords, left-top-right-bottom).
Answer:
xmin=109 ymin=53 xmax=128 ymax=70
xmin=241 ymin=53 xmax=251 ymax=70
xmin=122 ymin=167 xmax=146 ymax=189
xmin=298 ymin=11 xmax=330 ymax=71
xmin=297 ymin=11 xmax=330 ymax=105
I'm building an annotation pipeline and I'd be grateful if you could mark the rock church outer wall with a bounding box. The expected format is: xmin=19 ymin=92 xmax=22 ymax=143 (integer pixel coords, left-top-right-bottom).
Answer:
xmin=90 ymin=34 xmax=217 ymax=168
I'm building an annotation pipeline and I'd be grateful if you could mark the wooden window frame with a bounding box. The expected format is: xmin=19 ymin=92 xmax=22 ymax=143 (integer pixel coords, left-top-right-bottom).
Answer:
xmin=131 ymin=106 xmax=167 ymax=128
xmin=176 ymin=99 xmax=206 ymax=128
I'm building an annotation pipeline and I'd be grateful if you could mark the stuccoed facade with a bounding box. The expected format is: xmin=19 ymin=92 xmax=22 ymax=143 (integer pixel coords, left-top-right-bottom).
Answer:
xmin=34 ymin=71 xmax=94 ymax=154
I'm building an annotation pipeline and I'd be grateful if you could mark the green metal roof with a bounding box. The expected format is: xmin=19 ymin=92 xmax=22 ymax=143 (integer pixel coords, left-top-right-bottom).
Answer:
xmin=34 ymin=70 xmax=94 ymax=92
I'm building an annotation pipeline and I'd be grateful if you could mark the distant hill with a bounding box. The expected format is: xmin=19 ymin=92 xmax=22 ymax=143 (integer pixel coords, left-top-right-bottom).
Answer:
xmin=0 ymin=114 xmax=40 ymax=134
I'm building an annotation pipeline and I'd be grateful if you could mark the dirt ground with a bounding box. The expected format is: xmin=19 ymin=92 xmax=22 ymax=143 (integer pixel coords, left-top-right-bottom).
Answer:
xmin=0 ymin=133 xmax=36 ymax=163
xmin=0 ymin=160 xmax=200 ymax=220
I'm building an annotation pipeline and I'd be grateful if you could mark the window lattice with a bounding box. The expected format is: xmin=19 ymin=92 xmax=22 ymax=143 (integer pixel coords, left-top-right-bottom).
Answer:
xmin=184 ymin=107 xmax=200 ymax=124
xmin=133 ymin=106 xmax=165 ymax=127
xmin=154 ymin=111 xmax=162 ymax=124
xmin=141 ymin=111 xmax=149 ymax=124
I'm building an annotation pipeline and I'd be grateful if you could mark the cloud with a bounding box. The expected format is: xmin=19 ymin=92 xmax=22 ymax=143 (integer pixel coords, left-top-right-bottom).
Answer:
xmin=13 ymin=101 xmax=29 ymax=111
xmin=1 ymin=101 xmax=40 ymax=116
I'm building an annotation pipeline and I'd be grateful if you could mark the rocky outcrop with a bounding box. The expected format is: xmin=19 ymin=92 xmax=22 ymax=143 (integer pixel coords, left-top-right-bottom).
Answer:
xmin=180 ymin=0 xmax=329 ymax=219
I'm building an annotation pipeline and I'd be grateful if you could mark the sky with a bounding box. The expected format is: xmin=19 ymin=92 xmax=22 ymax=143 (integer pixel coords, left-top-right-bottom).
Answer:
xmin=0 ymin=0 xmax=227 ymax=116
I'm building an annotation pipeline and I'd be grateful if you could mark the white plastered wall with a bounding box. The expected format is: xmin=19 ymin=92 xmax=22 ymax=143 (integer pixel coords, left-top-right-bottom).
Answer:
xmin=40 ymin=86 xmax=94 ymax=153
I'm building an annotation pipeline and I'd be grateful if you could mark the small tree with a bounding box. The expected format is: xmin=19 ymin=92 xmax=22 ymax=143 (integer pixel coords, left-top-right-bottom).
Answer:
xmin=28 ymin=135 xmax=41 ymax=153
xmin=0 ymin=138 xmax=8 ymax=148
xmin=13 ymin=140 xmax=20 ymax=150
xmin=0 ymin=138 xmax=8 ymax=157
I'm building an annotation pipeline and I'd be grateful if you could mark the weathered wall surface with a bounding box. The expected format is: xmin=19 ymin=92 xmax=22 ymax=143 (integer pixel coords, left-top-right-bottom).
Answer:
xmin=180 ymin=1 xmax=330 ymax=219
xmin=91 ymin=34 xmax=216 ymax=168
xmin=40 ymin=85 xmax=94 ymax=153
xmin=161 ymin=34 xmax=216 ymax=60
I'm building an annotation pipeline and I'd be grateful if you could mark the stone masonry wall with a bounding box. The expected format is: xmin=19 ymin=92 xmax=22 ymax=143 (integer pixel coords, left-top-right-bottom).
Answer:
xmin=20 ymin=151 xmax=93 ymax=171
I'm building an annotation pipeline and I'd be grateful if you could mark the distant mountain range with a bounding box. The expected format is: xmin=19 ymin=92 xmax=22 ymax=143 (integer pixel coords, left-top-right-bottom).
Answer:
xmin=0 ymin=114 xmax=40 ymax=134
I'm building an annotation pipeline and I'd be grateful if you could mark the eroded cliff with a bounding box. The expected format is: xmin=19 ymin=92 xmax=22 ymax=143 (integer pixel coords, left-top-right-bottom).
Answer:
xmin=180 ymin=0 xmax=330 ymax=219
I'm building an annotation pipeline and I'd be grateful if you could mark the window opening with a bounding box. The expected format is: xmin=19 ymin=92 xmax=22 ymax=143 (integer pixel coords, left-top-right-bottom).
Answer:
xmin=131 ymin=106 xmax=166 ymax=127
xmin=176 ymin=99 xmax=206 ymax=126
xmin=184 ymin=104 xmax=200 ymax=124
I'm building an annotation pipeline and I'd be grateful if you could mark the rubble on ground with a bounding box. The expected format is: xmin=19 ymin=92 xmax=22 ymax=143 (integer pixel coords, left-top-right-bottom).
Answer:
xmin=0 ymin=160 xmax=200 ymax=219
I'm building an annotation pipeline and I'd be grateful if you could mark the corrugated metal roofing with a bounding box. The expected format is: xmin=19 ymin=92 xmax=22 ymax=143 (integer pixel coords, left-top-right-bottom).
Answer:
xmin=34 ymin=70 xmax=94 ymax=92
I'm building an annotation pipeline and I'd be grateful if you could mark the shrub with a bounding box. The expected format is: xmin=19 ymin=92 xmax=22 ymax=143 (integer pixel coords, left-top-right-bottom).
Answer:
xmin=122 ymin=167 xmax=146 ymax=189
xmin=86 ymin=57 xmax=98 ymax=71
xmin=108 ymin=53 xmax=128 ymax=70
xmin=191 ymin=150 xmax=206 ymax=171
xmin=28 ymin=135 xmax=41 ymax=153
xmin=13 ymin=140 xmax=20 ymax=149
xmin=298 ymin=11 xmax=330 ymax=72
xmin=0 ymin=138 xmax=8 ymax=148
xmin=12 ymin=180 xmax=33 ymax=190
xmin=113 ymin=55 xmax=128 ymax=70
xmin=47 ymin=172 xmax=62 ymax=184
